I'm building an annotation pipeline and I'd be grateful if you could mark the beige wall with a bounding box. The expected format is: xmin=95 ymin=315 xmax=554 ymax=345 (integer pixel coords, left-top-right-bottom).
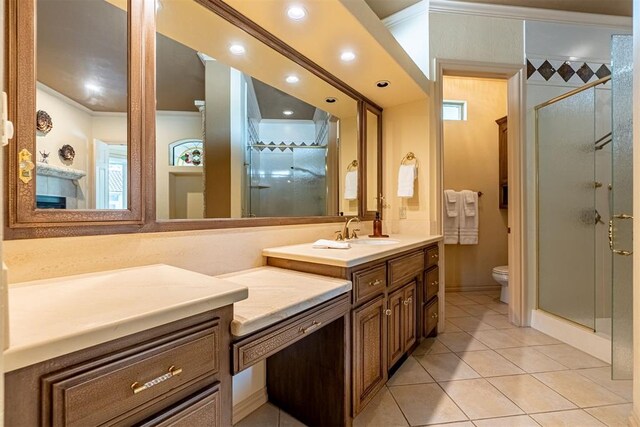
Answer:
xmin=443 ymin=76 xmax=508 ymax=291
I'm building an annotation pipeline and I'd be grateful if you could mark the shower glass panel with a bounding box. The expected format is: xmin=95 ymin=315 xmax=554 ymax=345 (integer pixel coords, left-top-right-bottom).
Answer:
xmin=537 ymin=88 xmax=596 ymax=329
xmin=611 ymin=35 xmax=633 ymax=379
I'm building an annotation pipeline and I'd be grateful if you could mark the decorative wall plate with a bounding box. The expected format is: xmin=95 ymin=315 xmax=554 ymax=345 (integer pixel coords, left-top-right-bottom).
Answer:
xmin=36 ymin=110 xmax=53 ymax=136
xmin=58 ymin=144 xmax=75 ymax=162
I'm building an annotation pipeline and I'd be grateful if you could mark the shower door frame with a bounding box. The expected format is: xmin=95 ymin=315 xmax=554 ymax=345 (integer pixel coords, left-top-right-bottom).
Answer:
xmin=434 ymin=59 xmax=527 ymax=328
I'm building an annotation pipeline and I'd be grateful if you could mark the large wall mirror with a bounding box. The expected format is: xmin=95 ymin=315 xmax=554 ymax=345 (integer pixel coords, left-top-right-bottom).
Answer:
xmin=154 ymin=0 xmax=359 ymax=221
xmin=5 ymin=0 xmax=382 ymax=238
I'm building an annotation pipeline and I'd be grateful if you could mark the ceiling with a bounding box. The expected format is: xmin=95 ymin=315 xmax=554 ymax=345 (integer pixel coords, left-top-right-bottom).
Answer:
xmin=252 ymin=79 xmax=317 ymax=120
xmin=364 ymin=0 xmax=632 ymax=18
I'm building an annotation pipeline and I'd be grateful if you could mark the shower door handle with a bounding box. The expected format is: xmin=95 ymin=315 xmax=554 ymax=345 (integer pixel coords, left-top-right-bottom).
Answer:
xmin=609 ymin=214 xmax=633 ymax=256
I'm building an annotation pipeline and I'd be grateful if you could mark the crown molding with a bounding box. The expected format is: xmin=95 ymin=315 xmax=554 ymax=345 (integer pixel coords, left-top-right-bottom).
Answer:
xmin=382 ymin=0 xmax=428 ymax=28
xmin=429 ymin=0 xmax=632 ymax=29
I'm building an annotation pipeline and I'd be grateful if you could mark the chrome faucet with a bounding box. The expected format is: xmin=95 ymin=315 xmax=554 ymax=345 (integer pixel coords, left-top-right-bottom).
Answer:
xmin=343 ymin=217 xmax=361 ymax=240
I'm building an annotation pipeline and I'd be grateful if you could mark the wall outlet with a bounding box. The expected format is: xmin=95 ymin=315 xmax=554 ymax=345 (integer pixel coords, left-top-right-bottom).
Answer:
xmin=399 ymin=206 xmax=407 ymax=219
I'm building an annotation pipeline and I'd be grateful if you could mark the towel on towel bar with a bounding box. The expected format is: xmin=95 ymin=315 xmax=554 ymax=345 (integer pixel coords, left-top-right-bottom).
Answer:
xmin=397 ymin=164 xmax=417 ymax=198
xmin=459 ymin=190 xmax=478 ymax=245
xmin=444 ymin=190 xmax=459 ymax=244
xmin=344 ymin=171 xmax=358 ymax=200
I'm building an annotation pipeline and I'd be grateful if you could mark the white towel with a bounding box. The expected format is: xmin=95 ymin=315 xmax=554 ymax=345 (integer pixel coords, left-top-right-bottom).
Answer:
xmin=459 ymin=190 xmax=478 ymax=245
xmin=344 ymin=171 xmax=358 ymax=200
xmin=397 ymin=164 xmax=417 ymax=198
xmin=444 ymin=190 xmax=459 ymax=244
xmin=312 ymin=239 xmax=351 ymax=249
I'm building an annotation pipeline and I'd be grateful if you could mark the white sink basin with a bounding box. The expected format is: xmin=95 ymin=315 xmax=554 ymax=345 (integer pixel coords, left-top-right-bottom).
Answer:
xmin=350 ymin=238 xmax=400 ymax=246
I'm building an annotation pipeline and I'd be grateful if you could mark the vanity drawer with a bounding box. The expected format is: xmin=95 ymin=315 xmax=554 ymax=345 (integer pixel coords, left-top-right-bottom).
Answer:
xmin=423 ymin=298 xmax=439 ymax=336
xmin=44 ymin=322 xmax=220 ymax=427
xmin=426 ymin=246 xmax=439 ymax=269
xmin=424 ymin=267 xmax=439 ymax=302
xmin=389 ymin=251 xmax=424 ymax=289
xmin=353 ymin=264 xmax=387 ymax=305
xmin=233 ymin=294 xmax=350 ymax=373
xmin=139 ymin=384 xmax=221 ymax=427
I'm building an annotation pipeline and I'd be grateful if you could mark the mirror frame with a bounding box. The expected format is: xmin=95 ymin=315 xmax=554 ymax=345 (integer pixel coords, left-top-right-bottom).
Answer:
xmin=4 ymin=0 xmax=383 ymax=239
xmin=361 ymin=102 xmax=383 ymax=220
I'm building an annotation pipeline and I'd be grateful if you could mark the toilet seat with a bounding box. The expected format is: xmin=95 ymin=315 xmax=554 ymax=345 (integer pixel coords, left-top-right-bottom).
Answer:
xmin=492 ymin=265 xmax=508 ymax=279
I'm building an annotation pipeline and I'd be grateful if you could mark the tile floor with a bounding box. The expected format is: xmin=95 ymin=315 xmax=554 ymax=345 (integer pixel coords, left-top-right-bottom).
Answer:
xmin=236 ymin=290 xmax=633 ymax=427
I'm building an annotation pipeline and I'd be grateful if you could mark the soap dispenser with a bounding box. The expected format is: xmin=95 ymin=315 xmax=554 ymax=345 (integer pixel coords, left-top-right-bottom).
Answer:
xmin=372 ymin=212 xmax=383 ymax=237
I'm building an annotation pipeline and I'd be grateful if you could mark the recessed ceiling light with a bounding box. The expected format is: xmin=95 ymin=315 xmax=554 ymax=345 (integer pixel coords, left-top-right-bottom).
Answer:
xmin=340 ymin=51 xmax=356 ymax=62
xmin=283 ymin=110 xmax=294 ymax=116
xmin=287 ymin=5 xmax=307 ymax=20
xmin=325 ymin=97 xmax=337 ymax=103
xmin=285 ymin=75 xmax=299 ymax=84
xmin=229 ymin=44 xmax=246 ymax=55
xmin=376 ymin=80 xmax=390 ymax=88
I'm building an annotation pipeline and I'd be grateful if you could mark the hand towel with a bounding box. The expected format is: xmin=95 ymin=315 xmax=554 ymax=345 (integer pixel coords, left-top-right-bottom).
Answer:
xmin=344 ymin=171 xmax=358 ymax=200
xmin=444 ymin=190 xmax=459 ymax=244
xmin=459 ymin=190 xmax=478 ymax=245
xmin=312 ymin=239 xmax=351 ymax=249
xmin=397 ymin=164 xmax=417 ymax=198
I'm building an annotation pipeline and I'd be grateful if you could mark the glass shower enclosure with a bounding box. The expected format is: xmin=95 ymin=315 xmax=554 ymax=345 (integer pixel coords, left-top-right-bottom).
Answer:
xmin=535 ymin=35 xmax=633 ymax=378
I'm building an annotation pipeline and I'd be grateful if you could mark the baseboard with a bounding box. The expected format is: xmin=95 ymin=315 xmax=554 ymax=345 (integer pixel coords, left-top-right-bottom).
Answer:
xmin=446 ymin=285 xmax=501 ymax=293
xmin=531 ymin=309 xmax=611 ymax=363
xmin=232 ymin=387 xmax=268 ymax=425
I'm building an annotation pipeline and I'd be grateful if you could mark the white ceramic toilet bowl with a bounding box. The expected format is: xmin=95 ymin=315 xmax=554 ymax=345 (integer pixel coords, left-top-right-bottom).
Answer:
xmin=492 ymin=265 xmax=509 ymax=304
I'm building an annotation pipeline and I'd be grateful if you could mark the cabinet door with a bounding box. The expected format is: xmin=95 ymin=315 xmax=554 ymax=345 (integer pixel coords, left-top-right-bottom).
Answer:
xmin=403 ymin=282 xmax=417 ymax=351
xmin=139 ymin=384 xmax=220 ymax=427
xmin=387 ymin=288 xmax=404 ymax=369
xmin=353 ymin=296 xmax=387 ymax=415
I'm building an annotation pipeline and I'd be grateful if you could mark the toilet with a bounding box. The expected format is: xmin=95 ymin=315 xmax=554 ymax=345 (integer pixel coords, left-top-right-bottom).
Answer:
xmin=492 ymin=265 xmax=509 ymax=304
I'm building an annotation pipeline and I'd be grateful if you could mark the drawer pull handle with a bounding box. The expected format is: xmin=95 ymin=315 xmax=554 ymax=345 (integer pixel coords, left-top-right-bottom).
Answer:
xmin=432 ymin=313 xmax=438 ymax=319
xmin=384 ymin=309 xmax=392 ymax=316
xmin=368 ymin=279 xmax=382 ymax=287
xmin=131 ymin=365 xmax=183 ymax=395
xmin=299 ymin=320 xmax=322 ymax=334
xmin=403 ymin=297 xmax=413 ymax=305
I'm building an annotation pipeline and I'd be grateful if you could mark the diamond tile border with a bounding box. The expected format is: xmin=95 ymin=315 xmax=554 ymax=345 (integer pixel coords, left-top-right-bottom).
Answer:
xmin=527 ymin=58 xmax=610 ymax=86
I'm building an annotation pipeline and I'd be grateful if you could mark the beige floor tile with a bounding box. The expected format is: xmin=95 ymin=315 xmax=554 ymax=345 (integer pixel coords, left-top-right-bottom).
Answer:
xmin=532 ymin=344 xmax=609 ymax=369
xmin=446 ymin=294 xmax=477 ymax=306
xmin=388 ymin=356 xmax=435 ymax=386
xmin=456 ymin=350 xmax=524 ymax=377
xmin=279 ymin=410 xmax=306 ymax=427
xmin=416 ymin=353 xmax=481 ymax=382
xmin=488 ymin=374 xmax=576 ymax=413
xmin=235 ymin=403 xmax=280 ymax=427
xmin=533 ymin=371 xmax=626 ymax=407
xmin=585 ymin=404 xmax=633 ymax=427
xmin=473 ymin=415 xmax=540 ymax=427
xmin=413 ymin=337 xmax=452 ymax=356
xmin=437 ymin=332 xmax=489 ymax=352
xmin=496 ymin=347 xmax=568 ymax=373
xmin=476 ymin=314 xmax=518 ymax=329
xmin=575 ymin=367 xmax=634 ymax=401
xmin=353 ymin=387 xmax=409 ymax=427
xmin=470 ymin=330 xmax=527 ymax=349
xmin=389 ymin=383 xmax=468 ymax=426
xmin=423 ymin=423 xmax=474 ymax=427
xmin=444 ymin=321 xmax=464 ymax=333
xmin=502 ymin=328 xmax=560 ymax=346
xmin=440 ymin=378 xmax=523 ymax=420
xmin=446 ymin=305 xmax=473 ymax=318
xmin=531 ymin=409 xmax=605 ymax=426
xmin=448 ymin=316 xmax=496 ymax=332
xmin=463 ymin=294 xmax=497 ymax=305
xmin=485 ymin=303 xmax=509 ymax=314
xmin=456 ymin=304 xmax=499 ymax=317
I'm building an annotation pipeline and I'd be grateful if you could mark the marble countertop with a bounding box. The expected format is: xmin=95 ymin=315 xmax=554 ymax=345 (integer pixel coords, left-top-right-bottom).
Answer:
xmin=262 ymin=235 xmax=442 ymax=268
xmin=4 ymin=264 xmax=248 ymax=372
xmin=217 ymin=267 xmax=352 ymax=337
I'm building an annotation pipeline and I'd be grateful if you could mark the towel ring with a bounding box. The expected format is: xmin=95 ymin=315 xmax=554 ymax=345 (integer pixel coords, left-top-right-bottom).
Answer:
xmin=401 ymin=152 xmax=418 ymax=169
xmin=347 ymin=159 xmax=358 ymax=171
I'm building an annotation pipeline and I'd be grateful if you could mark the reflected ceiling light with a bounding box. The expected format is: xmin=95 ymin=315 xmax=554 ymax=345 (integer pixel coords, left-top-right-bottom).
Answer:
xmin=283 ymin=110 xmax=294 ymax=116
xmin=340 ymin=51 xmax=356 ymax=62
xmin=376 ymin=80 xmax=390 ymax=88
xmin=229 ymin=44 xmax=246 ymax=55
xmin=325 ymin=97 xmax=337 ymax=103
xmin=287 ymin=5 xmax=307 ymax=20
xmin=155 ymin=0 xmax=162 ymax=12
xmin=84 ymin=82 xmax=102 ymax=94
xmin=285 ymin=75 xmax=300 ymax=84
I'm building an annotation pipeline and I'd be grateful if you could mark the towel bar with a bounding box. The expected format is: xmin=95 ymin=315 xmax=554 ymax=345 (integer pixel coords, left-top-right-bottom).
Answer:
xmin=400 ymin=152 xmax=419 ymax=168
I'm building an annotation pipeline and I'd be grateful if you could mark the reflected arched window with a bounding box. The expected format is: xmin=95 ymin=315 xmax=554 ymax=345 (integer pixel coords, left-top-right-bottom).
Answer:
xmin=169 ymin=139 xmax=204 ymax=166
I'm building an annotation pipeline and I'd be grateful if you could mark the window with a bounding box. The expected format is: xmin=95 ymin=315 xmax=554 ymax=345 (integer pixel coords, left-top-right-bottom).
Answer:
xmin=169 ymin=139 xmax=204 ymax=166
xmin=443 ymin=100 xmax=467 ymax=121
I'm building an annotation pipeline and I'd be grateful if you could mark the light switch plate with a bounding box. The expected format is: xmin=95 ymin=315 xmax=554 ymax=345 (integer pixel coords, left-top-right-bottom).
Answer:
xmin=399 ymin=206 xmax=407 ymax=219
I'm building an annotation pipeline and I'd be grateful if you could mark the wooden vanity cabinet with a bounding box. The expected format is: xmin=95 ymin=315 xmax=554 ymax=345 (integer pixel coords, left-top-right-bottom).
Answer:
xmin=496 ymin=115 xmax=508 ymax=209
xmin=5 ymin=307 xmax=233 ymax=427
xmin=423 ymin=245 xmax=440 ymax=337
xmin=388 ymin=282 xmax=417 ymax=369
